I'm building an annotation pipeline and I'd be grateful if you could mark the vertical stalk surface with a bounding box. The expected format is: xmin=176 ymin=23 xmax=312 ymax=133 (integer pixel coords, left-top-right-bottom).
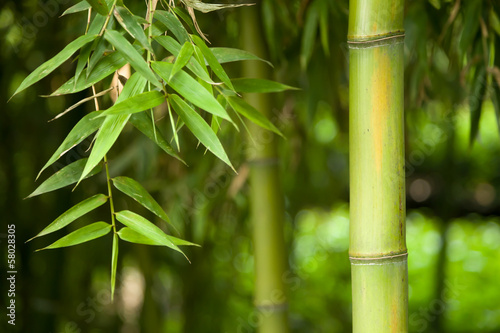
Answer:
xmin=348 ymin=1 xmax=408 ymax=332
xmin=241 ymin=5 xmax=289 ymax=333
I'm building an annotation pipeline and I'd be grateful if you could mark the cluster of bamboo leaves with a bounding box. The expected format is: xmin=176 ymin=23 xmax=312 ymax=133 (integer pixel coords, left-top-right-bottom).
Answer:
xmin=11 ymin=0 xmax=293 ymax=298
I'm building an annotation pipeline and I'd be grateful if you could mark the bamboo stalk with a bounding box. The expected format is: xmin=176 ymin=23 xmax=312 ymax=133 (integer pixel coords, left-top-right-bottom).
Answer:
xmin=241 ymin=5 xmax=289 ymax=333
xmin=348 ymin=1 xmax=408 ymax=332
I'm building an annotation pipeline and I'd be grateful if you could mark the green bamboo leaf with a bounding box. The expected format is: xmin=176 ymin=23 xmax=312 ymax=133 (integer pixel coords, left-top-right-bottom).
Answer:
xmin=192 ymin=45 xmax=215 ymax=94
xmin=38 ymin=111 xmax=104 ymax=180
xmin=37 ymin=222 xmax=111 ymax=251
xmin=61 ymin=1 xmax=91 ymax=17
xmin=152 ymin=61 xmax=234 ymax=123
xmin=75 ymin=43 xmax=94 ymax=87
xmin=192 ymin=35 xmax=234 ymax=90
xmin=87 ymin=36 xmax=107 ymax=78
xmin=181 ymin=0 xmax=252 ymax=13
xmin=231 ymin=78 xmax=298 ymax=93
xmin=111 ymin=233 xmax=118 ymax=301
xmin=171 ymin=42 xmax=194 ymax=80
xmin=27 ymin=158 xmax=102 ymax=198
xmin=78 ymin=73 xmax=147 ymax=184
xmin=104 ymin=29 xmax=162 ymax=89
xmin=154 ymin=36 xmax=214 ymax=84
xmin=129 ymin=112 xmax=185 ymax=163
xmin=173 ymin=6 xmax=197 ymax=34
xmin=169 ymin=94 xmax=234 ymax=170
xmin=118 ymin=227 xmax=199 ymax=246
xmin=319 ymin=1 xmax=329 ymax=56
xmin=301 ymin=4 xmax=319 ymax=69
xmin=210 ymin=47 xmax=272 ymax=66
xmin=11 ymin=34 xmax=98 ymax=99
xmin=114 ymin=6 xmax=153 ymax=52
xmin=112 ymin=176 xmax=172 ymax=225
xmin=52 ymin=51 xmax=127 ymax=96
xmin=460 ymin=0 xmax=482 ymax=56
xmin=86 ymin=0 xmax=109 ymax=15
xmin=167 ymin=101 xmax=181 ymax=151
xmin=115 ymin=210 xmax=188 ymax=259
xmin=154 ymin=10 xmax=190 ymax=44
xmin=226 ymin=96 xmax=283 ymax=137
xmin=75 ymin=14 xmax=107 ymax=84
xmin=79 ymin=114 xmax=130 ymax=184
xmin=470 ymin=65 xmax=487 ymax=145
xmin=97 ymin=91 xmax=165 ymax=117
xmin=88 ymin=11 xmax=107 ymax=34
xmin=28 ymin=194 xmax=108 ymax=241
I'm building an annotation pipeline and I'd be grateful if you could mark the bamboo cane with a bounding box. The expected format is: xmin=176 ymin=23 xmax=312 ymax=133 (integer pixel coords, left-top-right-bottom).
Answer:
xmin=348 ymin=1 xmax=408 ymax=332
xmin=241 ymin=5 xmax=289 ymax=333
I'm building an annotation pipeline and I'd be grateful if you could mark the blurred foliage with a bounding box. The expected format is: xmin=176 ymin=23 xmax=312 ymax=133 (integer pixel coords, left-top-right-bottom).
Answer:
xmin=1 ymin=0 xmax=500 ymax=332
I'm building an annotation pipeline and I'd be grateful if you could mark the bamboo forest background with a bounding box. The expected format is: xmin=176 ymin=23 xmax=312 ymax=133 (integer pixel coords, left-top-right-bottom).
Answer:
xmin=1 ymin=0 xmax=500 ymax=332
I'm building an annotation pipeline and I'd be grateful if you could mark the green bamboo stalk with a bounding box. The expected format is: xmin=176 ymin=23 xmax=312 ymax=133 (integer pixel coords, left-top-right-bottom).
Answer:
xmin=241 ymin=5 xmax=289 ymax=333
xmin=348 ymin=1 xmax=408 ymax=332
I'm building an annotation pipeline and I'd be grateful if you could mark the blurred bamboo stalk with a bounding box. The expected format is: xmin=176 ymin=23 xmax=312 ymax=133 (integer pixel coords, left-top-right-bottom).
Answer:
xmin=348 ymin=1 xmax=408 ymax=332
xmin=241 ymin=4 xmax=289 ymax=333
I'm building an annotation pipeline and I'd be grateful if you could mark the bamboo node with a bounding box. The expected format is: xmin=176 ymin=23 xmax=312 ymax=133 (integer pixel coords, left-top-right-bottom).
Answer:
xmin=347 ymin=34 xmax=405 ymax=49
xmin=349 ymin=252 xmax=408 ymax=261
xmin=254 ymin=301 xmax=288 ymax=313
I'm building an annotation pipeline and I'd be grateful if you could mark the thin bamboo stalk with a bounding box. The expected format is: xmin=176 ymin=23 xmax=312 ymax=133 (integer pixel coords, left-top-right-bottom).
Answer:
xmin=348 ymin=1 xmax=408 ymax=332
xmin=241 ymin=5 xmax=289 ymax=333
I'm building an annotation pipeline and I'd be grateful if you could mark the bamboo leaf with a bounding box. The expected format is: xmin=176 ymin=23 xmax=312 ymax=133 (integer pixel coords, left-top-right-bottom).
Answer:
xmin=61 ymin=1 xmax=91 ymax=17
xmin=152 ymin=61 xmax=234 ymax=123
xmin=319 ymin=2 xmax=329 ymax=56
xmin=129 ymin=112 xmax=185 ymax=163
xmin=112 ymin=176 xmax=172 ymax=225
xmin=28 ymin=194 xmax=108 ymax=240
xmin=226 ymin=96 xmax=283 ymax=137
xmin=86 ymin=0 xmax=109 ymax=15
xmin=173 ymin=6 xmax=197 ymax=34
xmin=155 ymin=36 xmax=214 ymax=84
xmin=52 ymin=51 xmax=127 ymax=96
xmin=78 ymin=73 xmax=147 ymax=184
xmin=192 ymin=35 xmax=234 ymax=90
xmin=97 ymin=91 xmax=165 ymax=117
xmin=231 ymin=78 xmax=298 ymax=93
xmin=79 ymin=115 xmax=130 ymax=184
xmin=75 ymin=13 xmax=108 ymax=83
xmin=300 ymin=4 xmax=319 ymax=69
xmin=169 ymin=94 xmax=234 ymax=170
xmin=459 ymin=0 xmax=482 ymax=56
xmin=171 ymin=42 xmax=194 ymax=80
xmin=167 ymin=101 xmax=181 ymax=151
xmin=50 ymin=87 xmax=113 ymax=121
xmin=470 ymin=65 xmax=487 ymax=145
xmin=181 ymin=0 xmax=253 ymax=13
xmin=104 ymin=29 xmax=162 ymax=89
xmin=111 ymin=233 xmax=118 ymax=301
xmin=27 ymin=158 xmax=102 ymax=198
xmin=87 ymin=36 xmax=107 ymax=78
xmin=11 ymin=34 xmax=98 ymax=99
xmin=154 ymin=10 xmax=190 ymax=44
xmin=37 ymin=222 xmax=112 ymax=251
xmin=75 ymin=44 xmax=96 ymax=90
xmin=118 ymin=227 xmax=199 ymax=246
xmin=115 ymin=210 xmax=188 ymax=259
xmin=114 ymin=6 xmax=153 ymax=52
xmin=210 ymin=47 xmax=272 ymax=66
xmin=38 ymin=111 xmax=104 ymax=180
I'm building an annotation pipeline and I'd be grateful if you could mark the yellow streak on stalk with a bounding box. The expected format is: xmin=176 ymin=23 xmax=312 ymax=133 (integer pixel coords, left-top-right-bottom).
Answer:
xmin=370 ymin=46 xmax=390 ymax=174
